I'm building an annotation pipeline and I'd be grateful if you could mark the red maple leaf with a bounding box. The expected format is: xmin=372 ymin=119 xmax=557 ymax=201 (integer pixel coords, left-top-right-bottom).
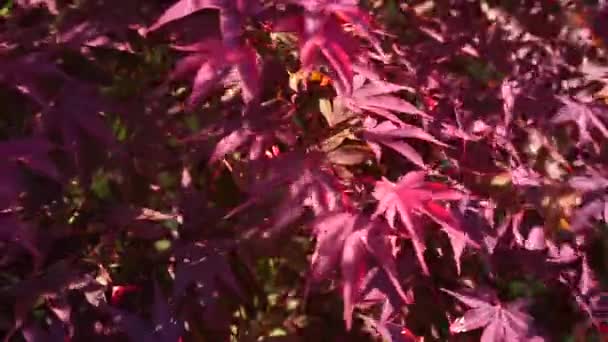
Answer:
xmin=372 ymin=171 xmax=479 ymax=274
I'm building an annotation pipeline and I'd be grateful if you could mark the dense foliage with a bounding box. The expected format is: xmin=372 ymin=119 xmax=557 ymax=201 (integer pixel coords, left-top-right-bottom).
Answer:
xmin=1 ymin=0 xmax=608 ymax=341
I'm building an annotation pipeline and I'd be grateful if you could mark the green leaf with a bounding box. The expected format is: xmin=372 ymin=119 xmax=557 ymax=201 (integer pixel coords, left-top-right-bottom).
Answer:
xmin=112 ymin=116 xmax=129 ymax=142
xmin=154 ymin=239 xmax=171 ymax=252
xmin=91 ymin=171 xmax=112 ymax=199
xmin=162 ymin=219 xmax=180 ymax=230
xmin=158 ymin=171 xmax=177 ymax=188
xmin=184 ymin=115 xmax=200 ymax=132
xmin=0 ymin=0 xmax=13 ymax=17
xmin=268 ymin=327 xmax=287 ymax=337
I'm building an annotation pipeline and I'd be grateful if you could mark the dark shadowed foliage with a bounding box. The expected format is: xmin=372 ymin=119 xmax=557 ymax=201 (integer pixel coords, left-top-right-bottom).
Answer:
xmin=0 ymin=0 xmax=608 ymax=341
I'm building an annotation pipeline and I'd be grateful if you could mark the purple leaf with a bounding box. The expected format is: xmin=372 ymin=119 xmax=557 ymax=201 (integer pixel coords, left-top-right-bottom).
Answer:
xmin=309 ymin=212 xmax=410 ymax=330
xmin=362 ymin=315 xmax=419 ymax=342
xmin=148 ymin=0 xmax=223 ymax=32
xmin=207 ymin=128 xmax=253 ymax=164
xmin=21 ymin=319 xmax=65 ymax=342
xmin=172 ymin=241 xmax=244 ymax=302
xmin=372 ymin=172 xmax=473 ymax=274
xmin=310 ymin=212 xmax=358 ymax=282
xmin=580 ymin=255 xmax=599 ymax=296
xmin=552 ymin=97 xmax=608 ymax=144
xmin=235 ymin=44 xmax=261 ymax=102
xmin=524 ymin=226 xmax=546 ymax=251
xmin=341 ymin=229 xmax=367 ymax=330
xmin=363 ymin=118 xmax=445 ymax=168
xmin=443 ymin=288 xmax=542 ymax=341
xmin=340 ymin=78 xmax=431 ymax=124
xmin=189 ymin=62 xmax=230 ymax=108
xmin=0 ymin=138 xmax=60 ymax=182
xmin=166 ymin=41 xmax=260 ymax=106
xmin=108 ymin=289 xmax=183 ymax=342
xmin=362 ymin=226 xmax=411 ymax=305
xmin=0 ymin=214 xmax=40 ymax=262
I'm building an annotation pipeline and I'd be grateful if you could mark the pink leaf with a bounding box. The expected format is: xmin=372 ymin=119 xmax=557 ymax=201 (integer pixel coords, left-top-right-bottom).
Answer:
xmin=341 ymin=230 xmax=367 ymax=330
xmin=443 ymin=288 xmax=541 ymax=341
xmin=373 ymin=173 xmax=470 ymax=274
xmin=187 ymin=62 xmax=229 ymax=109
xmin=148 ymin=0 xmax=223 ymax=32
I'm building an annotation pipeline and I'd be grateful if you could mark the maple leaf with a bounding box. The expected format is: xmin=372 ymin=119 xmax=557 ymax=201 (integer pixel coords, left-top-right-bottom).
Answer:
xmin=524 ymin=226 xmax=547 ymax=251
xmin=206 ymin=127 xmax=254 ymax=164
xmin=275 ymin=1 xmax=383 ymax=94
xmin=309 ymin=211 xmax=358 ymax=282
xmin=309 ymin=211 xmax=410 ymax=330
xmin=579 ymin=255 xmax=599 ymax=297
xmin=0 ymin=214 xmax=41 ymax=267
xmin=362 ymin=117 xmax=446 ymax=169
xmin=287 ymin=166 xmax=342 ymax=214
xmin=52 ymin=0 xmax=148 ymax=52
xmin=585 ymin=293 xmax=608 ymax=327
xmin=5 ymin=0 xmax=608 ymax=339
xmin=340 ymin=227 xmax=368 ymax=330
xmin=372 ymin=171 xmax=478 ymax=274
xmin=21 ymin=318 xmax=65 ymax=342
xmin=558 ymin=253 xmax=608 ymax=330
xmin=148 ymin=0 xmax=261 ymax=39
xmin=0 ymin=138 xmax=60 ymax=208
xmin=43 ymin=85 xmax=117 ymax=178
xmin=337 ymin=75 xmax=431 ymax=124
xmin=570 ymin=198 xmax=608 ymax=232
xmin=0 ymin=55 xmax=117 ymax=184
xmin=4 ymin=260 xmax=82 ymax=341
xmin=16 ymin=0 xmax=59 ymax=14
xmin=568 ymin=170 xmax=608 ymax=232
xmin=295 ymin=0 xmax=385 ymax=59
xmin=0 ymin=56 xmax=114 ymax=143
xmin=292 ymin=20 xmax=357 ymax=95
xmin=109 ymin=282 xmax=182 ymax=342
xmin=171 ymin=241 xmax=244 ymax=306
xmin=167 ymin=39 xmax=261 ymax=108
xmin=362 ymin=315 xmax=420 ymax=342
xmin=552 ymin=96 xmax=608 ymax=145
xmin=196 ymin=102 xmax=295 ymax=165
xmin=546 ymin=241 xmax=579 ymax=265
xmin=149 ymin=1 xmax=262 ymax=107
xmin=261 ymin=161 xmax=343 ymax=234
xmin=0 ymin=138 xmax=60 ymax=179
xmin=442 ymin=288 xmax=544 ymax=342
xmin=223 ymin=150 xmax=343 ymax=231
